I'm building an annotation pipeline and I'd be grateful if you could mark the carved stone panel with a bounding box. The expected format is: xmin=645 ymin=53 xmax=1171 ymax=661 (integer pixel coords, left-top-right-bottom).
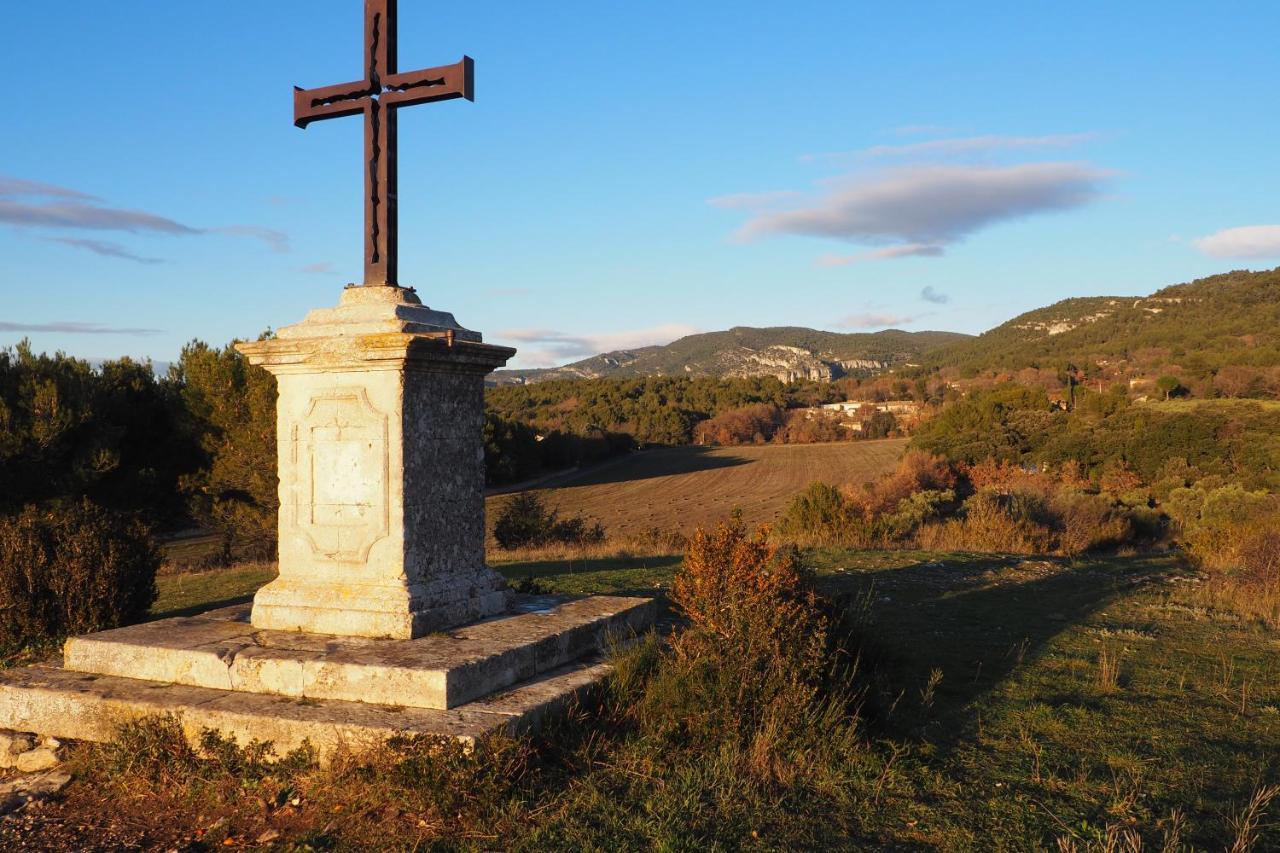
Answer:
xmin=290 ymin=389 xmax=390 ymax=563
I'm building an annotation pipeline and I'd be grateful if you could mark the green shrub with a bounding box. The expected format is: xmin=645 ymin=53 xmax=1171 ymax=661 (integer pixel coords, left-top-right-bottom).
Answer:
xmin=776 ymin=482 xmax=850 ymax=544
xmin=492 ymin=492 xmax=605 ymax=550
xmin=0 ymin=499 xmax=160 ymax=649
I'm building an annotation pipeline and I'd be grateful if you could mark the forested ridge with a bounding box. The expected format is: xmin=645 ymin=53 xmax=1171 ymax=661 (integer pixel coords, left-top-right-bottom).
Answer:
xmin=920 ymin=267 xmax=1280 ymax=380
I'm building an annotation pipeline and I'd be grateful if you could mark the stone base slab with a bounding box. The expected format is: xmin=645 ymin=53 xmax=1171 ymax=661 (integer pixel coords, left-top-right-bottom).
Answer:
xmin=64 ymin=595 xmax=656 ymax=711
xmin=248 ymin=582 xmax=512 ymax=641
xmin=0 ymin=657 xmax=610 ymax=765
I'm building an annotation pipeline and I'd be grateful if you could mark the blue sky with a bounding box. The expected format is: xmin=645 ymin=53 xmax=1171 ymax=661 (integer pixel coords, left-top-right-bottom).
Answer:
xmin=3 ymin=1 xmax=1279 ymax=369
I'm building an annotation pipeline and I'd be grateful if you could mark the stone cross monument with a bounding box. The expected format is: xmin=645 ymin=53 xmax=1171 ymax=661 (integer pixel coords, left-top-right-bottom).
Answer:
xmin=237 ymin=0 xmax=513 ymax=639
xmin=0 ymin=0 xmax=656 ymax=759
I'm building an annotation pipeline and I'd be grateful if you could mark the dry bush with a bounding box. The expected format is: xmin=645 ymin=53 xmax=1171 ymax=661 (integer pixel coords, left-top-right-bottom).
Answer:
xmin=966 ymin=458 xmax=1058 ymax=495
xmin=847 ymin=450 xmax=958 ymax=518
xmin=651 ymin=518 xmax=861 ymax=786
xmin=1190 ymin=519 xmax=1280 ymax=627
xmin=693 ymin=403 xmax=785 ymax=446
xmin=1054 ymin=490 xmax=1135 ymax=556
xmin=917 ymin=488 xmax=1056 ymax=554
xmin=0 ymin=499 xmax=160 ymax=649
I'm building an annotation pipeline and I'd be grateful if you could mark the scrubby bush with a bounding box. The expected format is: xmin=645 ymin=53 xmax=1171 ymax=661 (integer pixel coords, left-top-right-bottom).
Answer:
xmin=0 ymin=499 xmax=161 ymax=648
xmin=652 ymin=519 xmax=860 ymax=785
xmin=1165 ymin=484 xmax=1279 ymax=571
xmin=777 ymin=451 xmax=1143 ymax=556
xmin=491 ymin=492 xmax=605 ymax=550
xmin=918 ymin=488 xmax=1056 ymax=554
xmin=776 ymin=482 xmax=849 ymax=545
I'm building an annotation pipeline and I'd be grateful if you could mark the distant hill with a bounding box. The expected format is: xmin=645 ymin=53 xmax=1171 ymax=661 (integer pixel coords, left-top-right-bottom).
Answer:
xmin=923 ymin=267 xmax=1280 ymax=378
xmin=494 ymin=327 xmax=971 ymax=385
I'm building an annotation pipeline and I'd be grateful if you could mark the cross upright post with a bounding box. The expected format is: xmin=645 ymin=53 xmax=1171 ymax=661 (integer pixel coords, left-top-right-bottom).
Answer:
xmin=293 ymin=0 xmax=474 ymax=287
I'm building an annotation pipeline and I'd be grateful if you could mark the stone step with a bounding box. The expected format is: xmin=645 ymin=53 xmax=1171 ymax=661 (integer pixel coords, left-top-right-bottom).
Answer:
xmin=0 ymin=656 xmax=611 ymax=765
xmin=64 ymin=594 xmax=655 ymax=711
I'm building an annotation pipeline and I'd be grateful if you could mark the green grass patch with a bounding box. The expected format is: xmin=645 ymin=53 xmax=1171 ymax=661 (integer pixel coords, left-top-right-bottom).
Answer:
xmin=150 ymin=562 xmax=277 ymax=619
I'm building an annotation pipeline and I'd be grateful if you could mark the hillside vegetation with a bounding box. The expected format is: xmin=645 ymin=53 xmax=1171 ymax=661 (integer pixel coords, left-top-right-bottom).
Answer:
xmin=923 ymin=267 xmax=1280 ymax=384
xmin=495 ymin=326 xmax=969 ymax=384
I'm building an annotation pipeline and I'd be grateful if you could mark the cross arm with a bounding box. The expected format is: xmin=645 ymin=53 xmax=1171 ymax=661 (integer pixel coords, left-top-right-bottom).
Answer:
xmin=294 ymin=80 xmax=377 ymax=128
xmin=380 ymin=56 xmax=474 ymax=108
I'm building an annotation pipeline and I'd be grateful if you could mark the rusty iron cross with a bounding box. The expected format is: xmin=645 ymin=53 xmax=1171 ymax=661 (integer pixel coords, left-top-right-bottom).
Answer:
xmin=294 ymin=0 xmax=474 ymax=287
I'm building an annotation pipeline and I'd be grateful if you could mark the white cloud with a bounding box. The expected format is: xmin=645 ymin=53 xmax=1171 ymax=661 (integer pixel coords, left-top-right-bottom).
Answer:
xmin=44 ymin=237 xmax=163 ymax=264
xmin=729 ymin=162 xmax=1112 ymax=248
xmin=835 ymin=312 xmax=918 ymax=330
xmin=1192 ymin=225 xmax=1280 ymax=258
xmin=497 ymin=323 xmax=699 ymax=368
xmin=817 ymin=243 xmax=944 ymax=266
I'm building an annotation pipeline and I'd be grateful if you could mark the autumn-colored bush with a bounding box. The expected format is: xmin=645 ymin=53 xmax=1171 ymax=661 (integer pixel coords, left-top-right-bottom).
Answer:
xmin=1051 ymin=490 xmax=1135 ymax=556
xmin=846 ymin=450 xmax=958 ymax=519
xmin=653 ymin=519 xmax=859 ymax=785
xmin=771 ymin=409 xmax=849 ymax=444
xmin=693 ymin=403 xmax=786 ymax=446
xmin=0 ymin=499 xmax=161 ymax=649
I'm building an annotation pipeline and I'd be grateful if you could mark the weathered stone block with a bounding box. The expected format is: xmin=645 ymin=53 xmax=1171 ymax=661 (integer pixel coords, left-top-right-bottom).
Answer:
xmin=63 ymin=595 xmax=656 ymax=710
xmin=236 ymin=286 xmax=516 ymax=639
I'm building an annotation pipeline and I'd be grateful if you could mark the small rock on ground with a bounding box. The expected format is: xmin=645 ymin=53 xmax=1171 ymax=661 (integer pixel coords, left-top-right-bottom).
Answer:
xmin=0 ymin=771 xmax=72 ymax=816
xmin=14 ymin=749 xmax=61 ymax=774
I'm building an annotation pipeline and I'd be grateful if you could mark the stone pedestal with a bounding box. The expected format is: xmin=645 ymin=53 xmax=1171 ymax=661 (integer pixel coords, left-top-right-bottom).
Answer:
xmin=236 ymin=286 xmax=515 ymax=639
xmin=0 ymin=285 xmax=658 ymax=762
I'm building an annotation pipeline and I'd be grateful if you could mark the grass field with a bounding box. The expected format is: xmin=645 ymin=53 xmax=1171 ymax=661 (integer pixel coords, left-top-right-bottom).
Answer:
xmin=487 ymin=439 xmax=907 ymax=542
xmin=9 ymin=547 xmax=1280 ymax=849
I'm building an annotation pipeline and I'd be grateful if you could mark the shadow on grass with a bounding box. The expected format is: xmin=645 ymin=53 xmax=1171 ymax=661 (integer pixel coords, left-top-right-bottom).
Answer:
xmin=496 ymin=554 xmax=683 ymax=624
xmin=544 ymin=446 xmax=751 ymax=489
xmin=819 ymin=553 xmax=1175 ymax=754
xmin=148 ymin=595 xmax=256 ymax=622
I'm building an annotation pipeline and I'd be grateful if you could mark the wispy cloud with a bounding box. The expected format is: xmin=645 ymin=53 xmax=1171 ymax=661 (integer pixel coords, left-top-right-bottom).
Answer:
xmin=43 ymin=237 xmax=163 ymax=265
xmin=834 ymin=312 xmax=918 ymax=330
xmin=496 ymin=323 xmax=699 ymax=368
xmin=0 ymin=198 xmax=199 ymax=234
xmin=817 ymin=243 xmax=944 ymax=266
xmin=1193 ymin=225 xmax=1280 ymax=259
xmin=300 ymin=261 xmax=334 ymax=274
xmin=0 ymin=321 xmax=162 ymax=335
xmin=0 ymin=177 xmax=97 ymax=201
xmin=725 ymin=163 xmax=1112 ymax=257
xmin=2 ymin=174 xmax=290 ymax=256
xmin=920 ymin=285 xmax=949 ymax=304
